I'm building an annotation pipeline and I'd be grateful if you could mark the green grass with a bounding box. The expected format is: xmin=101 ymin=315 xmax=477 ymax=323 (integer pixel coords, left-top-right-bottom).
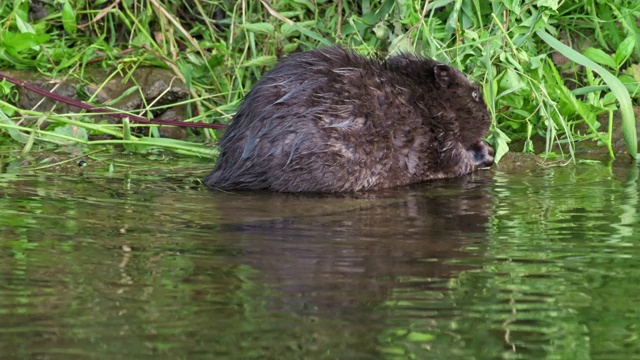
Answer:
xmin=0 ymin=0 xmax=639 ymax=164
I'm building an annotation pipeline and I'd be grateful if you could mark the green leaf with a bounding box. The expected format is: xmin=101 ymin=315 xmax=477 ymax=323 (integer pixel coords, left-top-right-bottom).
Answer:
xmin=280 ymin=20 xmax=316 ymax=38
xmin=535 ymin=0 xmax=560 ymax=10
xmin=289 ymin=23 xmax=332 ymax=46
xmin=241 ymin=22 xmax=275 ymax=35
xmin=498 ymin=68 xmax=526 ymax=94
xmin=360 ymin=0 xmax=395 ymax=25
xmin=241 ymin=55 xmax=278 ymax=67
xmin=61 ymin=1 xmax=78 ymax=35
xmin=13 ymin=0 xmax=29 ymax=23
xmin=614 ymin=36 xmax=636 ymax=68
xmin=445 ymin=0 xmax=463 ymax=35
xmin=537 ymin=29 xmax=637 ymax=158
xmin=1 ymin=31 xmax=51 ymax=52
xmin=14 ymin=16 xmax=35 ymax=34
xmin=52 ymin=124 xmax=89 ymax=143
xmin=122 ymin=117 xmax=135 ymax=152
xmin=373 ymin=21 xmax=390 ymax=40
xmin=487 ymin=127 xmax=511 ymax=163
xmin=207 ymin=53 xmax=225 ymax=69
xmin=22 ymin=127 xmax=36 ymax=155
xmin=620 ymin=75 xmax=640 ymax=97
xmin=0 ymin=108 xmax=29 ymax=143
xmin=583 ymin=47 xmax=616 ymax=69
xmin=291 ymin=0 xmax=315 ymax=11
xmin=544 ymin=58 xmax=598 ymax=126
xmin=283 ymin=42 xmax=299 ymax=54
xmin=502 ymin=0 xmax=522 ymax=13
xmin=0 ymin=78 xmax=16 ymax=100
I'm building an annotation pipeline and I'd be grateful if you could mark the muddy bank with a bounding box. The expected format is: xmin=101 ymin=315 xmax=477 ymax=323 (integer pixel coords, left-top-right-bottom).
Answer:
xmin=496 ymin=105 xmax=640 ymax=171
xmin=4 ymin=67 xmax=193 ymax=139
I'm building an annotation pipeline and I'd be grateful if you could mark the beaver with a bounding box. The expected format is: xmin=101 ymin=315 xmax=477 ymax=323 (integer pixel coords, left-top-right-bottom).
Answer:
xmin=204 ymin=47 xmax=494 ymax=193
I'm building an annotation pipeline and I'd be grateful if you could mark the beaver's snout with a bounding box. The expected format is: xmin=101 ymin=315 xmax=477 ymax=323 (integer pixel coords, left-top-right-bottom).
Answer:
xmin=468 ymin=141 xmax=494 ymax=167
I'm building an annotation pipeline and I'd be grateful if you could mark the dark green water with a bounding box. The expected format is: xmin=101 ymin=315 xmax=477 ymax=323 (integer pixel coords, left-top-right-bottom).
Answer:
xmin=1 ymin=157 xmax=640 ymax=359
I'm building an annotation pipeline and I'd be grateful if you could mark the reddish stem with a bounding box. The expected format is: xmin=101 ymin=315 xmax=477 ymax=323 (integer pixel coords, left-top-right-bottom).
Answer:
xmin=0 ymin=71 xmax=227 ymax=129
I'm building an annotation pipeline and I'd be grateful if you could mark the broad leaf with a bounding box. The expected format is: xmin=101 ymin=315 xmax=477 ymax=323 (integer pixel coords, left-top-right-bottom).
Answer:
xmin=583 ymin=47 xmax=616 ymax=69
xmin=614 ymin=36 xmax=636 ymax=68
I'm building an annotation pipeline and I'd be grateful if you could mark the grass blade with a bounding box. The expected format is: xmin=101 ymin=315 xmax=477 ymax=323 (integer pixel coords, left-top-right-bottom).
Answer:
xmin=536 ymin=29 xmax=637 ymax=159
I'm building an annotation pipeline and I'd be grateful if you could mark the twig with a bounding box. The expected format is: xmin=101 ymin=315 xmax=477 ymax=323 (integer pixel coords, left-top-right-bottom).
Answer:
xmin=0 ymin=71 xmax=226 ymax=129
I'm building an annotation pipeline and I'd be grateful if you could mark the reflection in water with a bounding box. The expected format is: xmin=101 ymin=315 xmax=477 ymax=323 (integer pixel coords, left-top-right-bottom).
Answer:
xmin=1 ymin=162 xmax=640 ymax=358
xmin=214 ymin=174 xmax=493 ymax=316
xmin=615 ymin=164 xmax=638 ymax=239
xmin=447 ymin=164 xmax=640 ymax=359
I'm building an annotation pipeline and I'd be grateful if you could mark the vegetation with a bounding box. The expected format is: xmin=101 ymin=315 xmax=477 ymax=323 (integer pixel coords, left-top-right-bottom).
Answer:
xmin=0 ymin=0 xmax=639 ymax=164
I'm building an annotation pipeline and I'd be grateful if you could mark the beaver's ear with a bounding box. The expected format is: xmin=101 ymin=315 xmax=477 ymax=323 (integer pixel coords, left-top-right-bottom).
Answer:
xmin=434 ymin=64 xmax=453 ymax=88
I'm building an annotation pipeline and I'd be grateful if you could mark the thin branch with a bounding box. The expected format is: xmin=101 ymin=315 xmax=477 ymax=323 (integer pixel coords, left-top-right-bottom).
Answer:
xmin=0 ymin=71 xmax=226 ymax=129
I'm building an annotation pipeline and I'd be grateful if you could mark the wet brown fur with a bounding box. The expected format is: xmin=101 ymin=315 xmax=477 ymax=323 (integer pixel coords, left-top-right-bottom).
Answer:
xmin=204 ymin=47 xmax=494 ymax=193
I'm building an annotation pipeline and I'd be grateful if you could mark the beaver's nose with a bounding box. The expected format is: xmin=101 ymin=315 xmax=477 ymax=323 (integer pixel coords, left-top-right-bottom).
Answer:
xmin=469 ymin=141 xmax=494 ymax=167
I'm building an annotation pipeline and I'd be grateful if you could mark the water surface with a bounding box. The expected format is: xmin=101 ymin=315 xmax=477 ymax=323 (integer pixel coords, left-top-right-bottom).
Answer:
xmin=1 ymin=156 xmax=639 ymax=359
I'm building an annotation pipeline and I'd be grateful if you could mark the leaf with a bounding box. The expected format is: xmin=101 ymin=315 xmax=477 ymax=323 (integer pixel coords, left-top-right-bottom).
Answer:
xmin=620 ymin=75 xmax=640 ymax=97
xmin=1 ymin=31 xmax=51 ymax=52
xmin=535 ymin=0 xmax=560 ymax=10
xmin=52 ymin=124 xmax=88 ymax=143
xmin=360 ymin=0 xmax=395 ymax=25
xmin=445 ymin=0 xmax=463 ymax=35
xmin=283 ymin=42 xmax=299 ymax=54
xmin=614 ymin=36 xmax=636 ymax=68
xmin=288 ymin=23 xmax=332 ymax=46
xmin=207 ymin=53 xmax=225 ymax=68
xmin=544 ymin=58 xmax=598 ymax=126
xmin=291 ymin=0 xmax=315 ymax=11
xmin=502 ymin=0 xmax=520 ymax=13
xmin=280 ymin=20 xmax=316 ymax=38
xmin=373 ymin=21 xmax=390 ymax=40
xmin=122 ymin=117 xmax=135 ymax=152
xmin=0 ymin=78 xmax=16 ymax=100
xmin=498 ymin=68 xmax=526 ymax=94
xmin=241 ymin=55 xmax=278 ymax=67
xmin=0 ymin=109 xmax=29 ymax=143
xmin=241 ymin=22 xmax=275 ymax=35
xmin=555 ymin=81 xmax=598 ymax=126
xmin=537 ymin=29 xmax=637 ymax=159
xmin=21 ymin=128 xmax=36 ymax=155
xmin=61 ymin=1 xmax=78 ymax=35
xmin=487 ymin=127 xmax=511 ymax=163
xmin=583 ymin=47 xmax=616 ymax=69
xmin=14 ymin=16 xmax=35 ymax=34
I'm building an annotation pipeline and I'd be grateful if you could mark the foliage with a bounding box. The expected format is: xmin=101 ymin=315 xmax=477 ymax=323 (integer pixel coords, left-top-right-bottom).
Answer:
xmin=0 ymin=0 xmax=639 ymax=163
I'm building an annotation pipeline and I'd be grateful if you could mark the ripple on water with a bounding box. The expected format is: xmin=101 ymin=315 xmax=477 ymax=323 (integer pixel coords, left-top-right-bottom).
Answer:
xmin=2 ymin=163 xmax=640 ymax=358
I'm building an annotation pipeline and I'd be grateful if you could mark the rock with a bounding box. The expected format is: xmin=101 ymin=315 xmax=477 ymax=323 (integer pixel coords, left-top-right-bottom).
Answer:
xmin=492 ymin=151 xmax=547 ymax=173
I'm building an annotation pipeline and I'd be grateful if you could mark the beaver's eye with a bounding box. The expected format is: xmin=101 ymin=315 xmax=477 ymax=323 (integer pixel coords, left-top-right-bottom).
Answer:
xmin=472 ymin=89 xmax=480 ymax=101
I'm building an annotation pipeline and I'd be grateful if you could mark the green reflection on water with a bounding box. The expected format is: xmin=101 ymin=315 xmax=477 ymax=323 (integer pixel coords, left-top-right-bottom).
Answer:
xmin=1 ymin=157 xmax=640 ymax=359
xmin=381 ymin=164 xmax=640 ymax=359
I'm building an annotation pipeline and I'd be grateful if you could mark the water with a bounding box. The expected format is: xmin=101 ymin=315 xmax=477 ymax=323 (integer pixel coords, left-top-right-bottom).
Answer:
xmin=1 ymin=156 xmax=640 ymax=359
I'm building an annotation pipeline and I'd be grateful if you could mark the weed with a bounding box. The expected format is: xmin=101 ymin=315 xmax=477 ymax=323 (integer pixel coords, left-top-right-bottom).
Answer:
xmin=0 ymin=0 xmax=638 ymax=163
